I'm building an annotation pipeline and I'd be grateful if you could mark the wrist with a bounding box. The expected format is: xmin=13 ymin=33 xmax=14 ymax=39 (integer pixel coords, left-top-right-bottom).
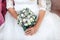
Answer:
xmin=33 ymin=23 xmax=39 ymax=31
xmin=35 ymin=23 xmax=40 ymax=28
xmin=17 ymin=14 xmax=21 ymax=25
xmin=16 ymin=14 xmax=19 ymax=20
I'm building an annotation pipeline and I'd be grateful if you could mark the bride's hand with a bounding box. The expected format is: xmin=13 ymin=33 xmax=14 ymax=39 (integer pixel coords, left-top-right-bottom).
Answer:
xmin=25 ymin=10 xmax=45 ymax=35
xmin=25 ymin=25 xmax=39 ymax=35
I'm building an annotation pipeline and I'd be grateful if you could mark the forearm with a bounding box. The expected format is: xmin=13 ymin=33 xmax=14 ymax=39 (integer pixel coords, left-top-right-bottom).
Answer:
xmin=35 ymin=10 xmax=46 ymax=28
xmin=7 ymin=8 xmax=18 ymax=19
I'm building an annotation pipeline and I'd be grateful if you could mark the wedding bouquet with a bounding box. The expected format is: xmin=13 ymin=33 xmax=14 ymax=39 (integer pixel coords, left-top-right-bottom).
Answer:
xmin=17 ymin=8 xmax=37 ymax=31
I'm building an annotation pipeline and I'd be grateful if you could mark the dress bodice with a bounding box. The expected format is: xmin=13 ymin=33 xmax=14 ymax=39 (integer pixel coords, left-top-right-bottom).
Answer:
xmin=14 ymin=0 xmax=37 ymax=4
xmin=6 ymin=0 xmax=46 ymax=16
xmin=14 ymin=0 xmax=39 ymax=16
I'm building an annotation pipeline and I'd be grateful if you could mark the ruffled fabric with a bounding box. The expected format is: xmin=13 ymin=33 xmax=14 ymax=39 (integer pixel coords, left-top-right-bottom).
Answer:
xmin=38 ymin=0 xmax=46 ymax=11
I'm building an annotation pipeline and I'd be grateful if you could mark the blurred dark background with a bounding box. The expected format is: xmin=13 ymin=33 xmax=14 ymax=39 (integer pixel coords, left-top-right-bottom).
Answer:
xmin=51 ymin=0 xmax=60 ymax=16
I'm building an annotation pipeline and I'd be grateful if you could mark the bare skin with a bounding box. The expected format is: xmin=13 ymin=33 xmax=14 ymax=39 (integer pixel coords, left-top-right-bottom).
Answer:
xmin=25 ymin=10 xmax=45 ymax=35
xmin=7 ymin=8 xmax=18 ymax=19
xmin=6 ymin=0 xmax=46 ymax=35
xmin=7 ymin=7 xmax=45 ymax=35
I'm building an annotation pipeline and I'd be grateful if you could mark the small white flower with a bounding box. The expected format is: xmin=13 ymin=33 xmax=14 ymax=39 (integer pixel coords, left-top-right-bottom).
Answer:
xmin=32 ymin=16 xmax=35 ymax=19
xmin=23 ymin=10 xmax=25 ymax=12
xmin=28 ymin=20 xmax=31 ymax=25
xmin=27 ymin=15 xmax=31 ymax=18
xmin=21 ymin=14 xmax=24 ymax=17
xmin=23 ymin=18 xmax=26 ymax=23
xmin=24 ymin=23 xmax=28 ymax=26
xmin=30 ymin=18 xmax=34 ymax=22
xmin=20 ymin=20 xmax=22 ymax=23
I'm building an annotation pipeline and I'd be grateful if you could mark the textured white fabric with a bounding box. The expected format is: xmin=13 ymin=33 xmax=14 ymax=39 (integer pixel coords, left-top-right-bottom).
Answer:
xmin=46 ymin=0 xmax=51 ymax=11
xmin=38 ymin=0 xmax=46 ymax=10
xmin=6 ymin=0 xmax=46 ymax=11
xmin=3 ymin=0 xmax=60 ymax=40
xmin=6 ymin=0 xmax=14 ymax=9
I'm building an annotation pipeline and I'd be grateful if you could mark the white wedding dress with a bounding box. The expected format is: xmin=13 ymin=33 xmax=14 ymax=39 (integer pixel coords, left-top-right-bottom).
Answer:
xmin=3 ymin=0 xmax=60 ymax=40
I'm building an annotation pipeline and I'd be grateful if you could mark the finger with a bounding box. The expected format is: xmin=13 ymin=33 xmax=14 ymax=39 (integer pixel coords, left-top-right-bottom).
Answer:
xmin=26 ymin=31 xmax=33 ymax=35
xmin=29 ymin=29 xmax=36 ymax=35
xmin=29 ymin=30 xmax=35 ymax=35
xmin=25 ymin=30 xmax=33 ymax=35
xmin=25 ymin=27 xmax=32 ymax=33
xmin=25 ymin=30 xmax=34 ymax=35
xmin=29 ymin=26 xmax=31 ymax=28
xmin=25 ymin=30 xmax=31 ymax=35
xmin=25 ymin=28 xmax=32 ymax=35
xmin=25 ymin=27 xmax=35 ymax=35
